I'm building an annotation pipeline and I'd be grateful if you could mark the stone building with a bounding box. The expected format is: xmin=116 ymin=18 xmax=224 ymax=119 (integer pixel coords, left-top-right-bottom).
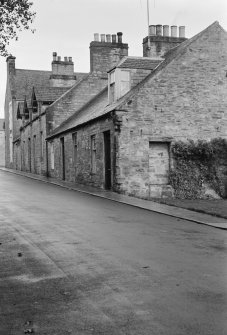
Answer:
xmin=4 ymin=32 xmax=128 ymax=175
xmin=0 ymin=119 xmax=5 ymax=166
xmin=5 ymin=22 xmax=227 ymax=199
xmin=4 ymin=52 xmax=87 ymax=172
xmin=46 ymin=22 xmax=227 ymax=199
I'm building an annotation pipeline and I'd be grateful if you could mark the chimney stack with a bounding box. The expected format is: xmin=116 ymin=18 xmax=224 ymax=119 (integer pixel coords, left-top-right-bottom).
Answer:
xmin=50 ymin=52 xmax=76 ymax=87
xmin=90 ymin=31 xmax=128 ymax=73
xmin=143 ymin=24 xmax=187 ymax=58
xmin=6 ymin=55 xmax=16 ymax=76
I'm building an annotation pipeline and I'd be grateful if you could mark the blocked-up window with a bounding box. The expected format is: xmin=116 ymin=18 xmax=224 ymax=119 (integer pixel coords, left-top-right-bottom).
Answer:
xmin=91 ymin=135 xmax=96 ymax=173
xmin=72 ymin=132 xmax=78 ymax=167
xmin=149 ymin=142 xmax=170 ymax=185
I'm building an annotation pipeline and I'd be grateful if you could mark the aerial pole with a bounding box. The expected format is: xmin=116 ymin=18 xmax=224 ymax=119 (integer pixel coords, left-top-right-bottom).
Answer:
xmin=147 ymin=0 xmax=151 ymax=52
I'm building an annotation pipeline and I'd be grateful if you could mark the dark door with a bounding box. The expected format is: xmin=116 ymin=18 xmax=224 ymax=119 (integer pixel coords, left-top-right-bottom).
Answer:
xmin=104 ymin=131 xmax=111 ymax=190
xmin=33 ymin=135 xmax=36 ymax=174
xmin=60 ymin=137 xmax=65 ymax=180
xmin=28 ymin=138 xmax=31 ymax=172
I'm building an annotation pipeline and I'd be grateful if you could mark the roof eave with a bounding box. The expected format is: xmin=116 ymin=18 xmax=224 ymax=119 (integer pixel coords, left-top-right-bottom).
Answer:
xmin=46 ymin=109 xmax=115 ymax=141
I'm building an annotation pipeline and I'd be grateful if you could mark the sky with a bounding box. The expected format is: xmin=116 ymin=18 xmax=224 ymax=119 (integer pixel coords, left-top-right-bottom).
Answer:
xmin=0 ymin=0 xmax=227 ymax=118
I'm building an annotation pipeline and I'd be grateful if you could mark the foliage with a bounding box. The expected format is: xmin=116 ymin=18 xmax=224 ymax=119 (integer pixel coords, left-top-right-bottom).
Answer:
xmin=169 ymin=138 xmax=227 ymax=199
xmin=0 ymin=0 xmax=35 ymax=57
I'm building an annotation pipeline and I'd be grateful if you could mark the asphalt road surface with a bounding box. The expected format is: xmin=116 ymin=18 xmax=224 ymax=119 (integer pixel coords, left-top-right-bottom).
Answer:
xmin=0 ymin=170 xmax=227 ymax=335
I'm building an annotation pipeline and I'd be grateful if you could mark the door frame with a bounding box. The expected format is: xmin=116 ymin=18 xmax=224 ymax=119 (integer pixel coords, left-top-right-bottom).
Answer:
xmin=103 ymin=130 xmax=111 ymax=190
xmin=60 ymin=137 xmax=65 ymax=180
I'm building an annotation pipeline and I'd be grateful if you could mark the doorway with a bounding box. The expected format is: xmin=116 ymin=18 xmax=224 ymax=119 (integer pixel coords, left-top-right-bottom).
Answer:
xmin=33 ymin=135 xmax=36 ymax=174
xmin=103 ymin=131 xmax=111 ymax=190
xmin=28 ymin=138 xmax=31 ymax=172
xmin=60 ymin=137 xmax=65 ymax=180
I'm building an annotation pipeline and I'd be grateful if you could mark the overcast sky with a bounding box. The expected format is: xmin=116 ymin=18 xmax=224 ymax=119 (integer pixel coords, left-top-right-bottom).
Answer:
xmin=0 ymin=0 xmax=227 ymax=118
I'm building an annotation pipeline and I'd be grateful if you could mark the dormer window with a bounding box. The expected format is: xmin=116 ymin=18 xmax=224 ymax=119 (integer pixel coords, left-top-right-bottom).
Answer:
xmin=24 ymin=99 xmax=30 ymax=120
xmin=120 ymin=70 xmax=130 ymax=97
xmin=108 ymin=68 xmax=130 ymax=103
xmin=31 ymin=88 xmax=38 ymax=113
xmin=16 ymin=104 xmax=22 ymax=120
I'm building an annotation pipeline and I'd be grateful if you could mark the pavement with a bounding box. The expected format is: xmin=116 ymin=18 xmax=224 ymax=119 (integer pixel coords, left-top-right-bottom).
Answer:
xmin=1 ymin=167 xmax=227 ymax=230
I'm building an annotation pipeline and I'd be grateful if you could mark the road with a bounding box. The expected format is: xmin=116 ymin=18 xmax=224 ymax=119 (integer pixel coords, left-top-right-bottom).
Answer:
xmin=0 ymin=170 xmax=226 ymax=335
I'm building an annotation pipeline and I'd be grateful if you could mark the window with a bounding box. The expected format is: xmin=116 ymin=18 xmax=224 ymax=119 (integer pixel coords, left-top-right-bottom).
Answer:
xmin=72 ymin=132 xmax=78 ymax=167
xmin=50 ymin=142 xmax=54 ymax=170
xmin=109 ymin=70 xmax=115 ymax=103
xmin=40 ymin=131 xmax=44 ymax=160
xmin=91 ymin=135 xmax=96 ymax=173
xmin=33 ymin=135 xmax=36 ymax=151
xmin=33 ymin=135 xmax=36 ymax=172
xmin=120 ymin=70 xmax=130 ymax=97
xmin=108 ymin=69 xmax=131 ymax=103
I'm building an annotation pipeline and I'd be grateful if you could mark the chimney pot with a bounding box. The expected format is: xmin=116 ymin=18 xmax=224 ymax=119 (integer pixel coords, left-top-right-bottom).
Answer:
xmin=156 ymin=25 xmax=163 ymax=36
xmin=112 ymin=34 xmax=117 ymax=43
xmin=171 ymin=25 xmax=177 ymax=37
xmin=163 ymin=25 xmax=169 ymax=37
xmin=117 ymin=32 xmax=123 ymax=43
xmin=64 ymin=56 xmax=68 ymax=62
xmin=179 ymin=26 xmax=185 ymax=38
xmin=68 ymin=57 xmax=72 ymax=62
xmin=106 ymin=34 xmax=111 ymax=43
xmin=57 ymin=56 xmax=61 ymax=61
xmin=101 ymin=34 xmax=105 ymax=42
xmin=94 ymin=33 xmax=99 ymax=41
xmin=53 ymin=52 xmax=57 ymax=61
xmin=149 ymin=25 xmax=156 ymax=36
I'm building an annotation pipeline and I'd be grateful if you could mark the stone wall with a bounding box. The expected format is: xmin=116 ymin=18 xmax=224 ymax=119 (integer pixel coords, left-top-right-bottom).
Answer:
xmin=114 ymin=23 xmax=227 ymax=198
xmin=90 ymin=40 xmax=128 ymax=73
xmin=48 ymin=117 xmax=114 ymax=189
xmin=20 ymin=114 xmax=47 ymax=175
xmin=0 ymin=130 xmax=5 ymax=166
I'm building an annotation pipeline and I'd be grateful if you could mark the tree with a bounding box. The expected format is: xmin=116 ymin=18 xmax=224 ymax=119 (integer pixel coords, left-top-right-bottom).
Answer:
xmin=0 ymin=0 xmax=35 ymax=57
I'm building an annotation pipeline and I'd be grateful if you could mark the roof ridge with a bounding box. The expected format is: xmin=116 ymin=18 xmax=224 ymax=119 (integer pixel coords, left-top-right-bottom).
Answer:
xmin=16 ymin=68 xmax=51 ymax=73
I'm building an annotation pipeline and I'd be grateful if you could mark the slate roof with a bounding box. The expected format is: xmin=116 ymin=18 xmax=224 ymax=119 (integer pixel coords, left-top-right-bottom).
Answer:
xmin=47 ymin=58 xmax=162 ymax=139
xmin=14 ymin=69 xmax=87 ymax=102
xmin=47 ymin=87 xmax=109 ymax=139
xmin=116 ymin=57 xmax=162 ymax=70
